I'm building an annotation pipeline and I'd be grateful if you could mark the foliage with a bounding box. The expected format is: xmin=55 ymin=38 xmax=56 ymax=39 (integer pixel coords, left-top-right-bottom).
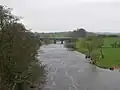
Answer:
xmin=103 ymin=37 xmax=120 ymax=46
xmin=69 ymin=28 xmax=87 ymax=37
xmin=75 ymin=36 xmax=104 ymax=64
xmin=83 ymin=37 xmax=104 ymax=55
xmin=74 ymin=34 xmax=120 ymax=68
xmin=76 ymin=37 xmax=120 ymax=68
xmin=107 ymin=34 xmax=119 ymax=37
xmin=96 ymin=37 xmax=120 ymax=68
xmin=110 ymin=41 xmax=120 ymax=48
xmin=0 ymin=5 xmax=47 ymax=90
xmin=64 ymin=43 xmax=76 ymax=50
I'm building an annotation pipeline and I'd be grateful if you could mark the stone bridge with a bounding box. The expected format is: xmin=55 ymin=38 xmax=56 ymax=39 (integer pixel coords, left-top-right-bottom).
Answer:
xmin=40 ymin=37 xmax=78 ymax=44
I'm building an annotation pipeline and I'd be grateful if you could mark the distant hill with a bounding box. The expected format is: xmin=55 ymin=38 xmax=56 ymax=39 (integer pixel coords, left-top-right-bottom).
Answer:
xmin=87 ymin=32 xmax=96 ymax=36
xmin=39 ymin=30 xmax=120 ymax=38
xmin=95 ymin=32 xmax=120 ymax=35
xmin=39 ymin=30 xmax=97 ymax=37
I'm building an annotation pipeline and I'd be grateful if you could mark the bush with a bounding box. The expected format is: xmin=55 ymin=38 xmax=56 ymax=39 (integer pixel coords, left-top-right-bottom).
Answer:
xmin=0 ymin=5 xmax=47 ymax=90
xmin=107 ymin=35 xmax=119 ymax=37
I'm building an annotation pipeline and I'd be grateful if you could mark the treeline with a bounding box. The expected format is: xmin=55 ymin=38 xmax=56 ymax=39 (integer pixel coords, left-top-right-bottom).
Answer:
xmin=97 ymin=34 xmax=120 ymax=37
xmin=68 ymin=28 xmax=87 ymax=37
xmin=41 ymin=28 xmax=88 ymax=38
xmin=0 ymin=5 xmax=47 ymax=90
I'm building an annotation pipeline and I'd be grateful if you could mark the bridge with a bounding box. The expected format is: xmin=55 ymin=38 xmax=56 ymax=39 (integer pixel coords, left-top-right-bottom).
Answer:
xmin=40 ymin=37 xmax=78 ymax=44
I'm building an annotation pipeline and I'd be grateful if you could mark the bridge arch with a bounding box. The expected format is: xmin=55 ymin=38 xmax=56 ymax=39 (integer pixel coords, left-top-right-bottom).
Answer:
xmin=40 ymin=37 xmax=78 ymax=44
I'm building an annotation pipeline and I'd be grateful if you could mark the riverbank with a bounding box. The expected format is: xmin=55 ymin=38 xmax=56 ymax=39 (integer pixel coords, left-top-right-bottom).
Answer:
xmin=74 ymin=37 xmax=120 ymax=69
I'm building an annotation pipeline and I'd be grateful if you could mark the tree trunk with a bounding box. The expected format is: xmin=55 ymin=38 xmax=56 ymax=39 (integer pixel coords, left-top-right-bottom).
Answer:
xmin=100 ymin=48 xmax=104 ymax=58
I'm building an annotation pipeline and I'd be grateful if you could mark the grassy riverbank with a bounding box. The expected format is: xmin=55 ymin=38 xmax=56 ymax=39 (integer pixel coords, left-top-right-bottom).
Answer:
xmin=96 ymin=48 xmax=120 ymax=68
xmin=75 ymin=37 xmax=120 ymax=68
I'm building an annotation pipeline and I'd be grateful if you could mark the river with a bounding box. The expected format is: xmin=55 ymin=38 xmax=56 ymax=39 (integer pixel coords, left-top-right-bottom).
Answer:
xmin=38 ymin=43 xmax=120 ymax=90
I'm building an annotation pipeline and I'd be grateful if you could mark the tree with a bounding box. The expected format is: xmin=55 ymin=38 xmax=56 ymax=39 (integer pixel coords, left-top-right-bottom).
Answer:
xmin=69 ymin=28 xmax=87 ymax=37
xmin=0 ymin=5 xmax=47 ymax=90
xmin=77 ymin=28 xmax=87 ymax=37
xmin=83 ymin=36 xmax=104 ymax=64
xmin=0 ymin=5 xmax=20 ymax=90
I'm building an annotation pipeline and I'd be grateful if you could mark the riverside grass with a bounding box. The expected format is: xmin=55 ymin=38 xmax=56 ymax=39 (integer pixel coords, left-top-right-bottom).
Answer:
xmin=76 ymin=37 xmax=120 ymax=68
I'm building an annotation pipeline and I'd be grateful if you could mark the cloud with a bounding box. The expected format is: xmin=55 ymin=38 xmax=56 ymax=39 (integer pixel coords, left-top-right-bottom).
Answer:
xmin=0 ymin=0 xmax=120 ymax=32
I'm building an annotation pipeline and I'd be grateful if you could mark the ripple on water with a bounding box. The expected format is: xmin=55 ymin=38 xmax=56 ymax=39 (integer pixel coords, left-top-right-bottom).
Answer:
xmin=40 ymin=44 xmax=120 ymax=90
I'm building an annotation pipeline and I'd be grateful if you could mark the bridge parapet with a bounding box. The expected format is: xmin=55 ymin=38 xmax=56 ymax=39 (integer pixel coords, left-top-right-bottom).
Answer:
xmin=40 ymin=37 xmax=78 ymax=40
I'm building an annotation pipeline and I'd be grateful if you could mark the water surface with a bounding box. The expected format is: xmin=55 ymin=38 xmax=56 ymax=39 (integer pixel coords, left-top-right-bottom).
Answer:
xmin=38 ymin=44 xmax=120 ymax=90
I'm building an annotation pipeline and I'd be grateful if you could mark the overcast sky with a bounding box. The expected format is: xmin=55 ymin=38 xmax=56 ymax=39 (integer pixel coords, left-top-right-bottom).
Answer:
xmin=1 ymin=0 xmax=120 ymax=33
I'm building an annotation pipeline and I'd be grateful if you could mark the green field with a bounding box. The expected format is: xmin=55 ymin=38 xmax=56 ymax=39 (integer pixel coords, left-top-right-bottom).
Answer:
xmin=97 ymin=37 xmax=120 ymax=68
xmin=103 ymin=37 xmax=120 ymax=46
xmin=96 ymin=48 xmax=120 ymax=68
xmin=98 ymin=37 xmax=120 ymax=68
xmin=76 ymin=37 xmax=120 ymax=68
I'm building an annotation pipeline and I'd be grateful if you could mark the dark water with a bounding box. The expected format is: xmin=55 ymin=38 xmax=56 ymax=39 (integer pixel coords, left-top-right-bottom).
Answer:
xmin=38 ymin=44 xmax=120 ymax=90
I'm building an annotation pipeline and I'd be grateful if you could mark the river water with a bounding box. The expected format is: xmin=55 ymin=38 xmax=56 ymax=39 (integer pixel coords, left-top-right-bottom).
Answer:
xmin=38 ymin=43 xmax=120 ymax=90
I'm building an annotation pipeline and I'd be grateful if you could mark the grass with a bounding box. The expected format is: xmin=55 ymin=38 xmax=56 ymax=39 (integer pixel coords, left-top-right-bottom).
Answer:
xmin=75 ymin=39 xmax=89 ymax=54
xmin=103 ymin=37 xmax=120 ymax=46
xmin=97 ymin=37 xmax=120 ymax=68
xmin=96 ymin=48 xmax=120 ymax=68
xmin=76 ymin=37 xmax=120 ymax=68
